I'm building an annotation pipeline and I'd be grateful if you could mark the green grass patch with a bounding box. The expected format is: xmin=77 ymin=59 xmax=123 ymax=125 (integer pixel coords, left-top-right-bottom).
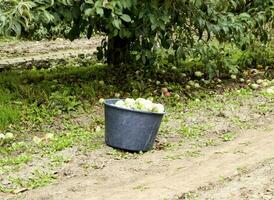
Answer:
xmin=0 ymin=105 xmax=19 ymax=130
xmin=8 ymin=169 xmax=57 ymax=190
xmin=0 ymin=154 xmax=32 ymax=167
xmin=0 ymin=88 xmax=20 ymax=130
xmin=40 ymin=126 xmax=104 ymax=153
xmin=180 ymin=124 xmax=212 ymax=139
xmin=221 ymin=132 xmax=237 ymax=142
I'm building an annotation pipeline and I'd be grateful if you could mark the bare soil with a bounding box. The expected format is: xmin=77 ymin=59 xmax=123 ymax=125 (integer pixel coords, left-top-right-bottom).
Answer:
xmin=197 ymin=159 xmax=274 ymax=200
xmin=0 ymin=38 xmax=101 ymax=68
xmin=0 ymin=38 xmax=101 ymax=58
xmin=1 ymin=113 xmax=273 ymax=200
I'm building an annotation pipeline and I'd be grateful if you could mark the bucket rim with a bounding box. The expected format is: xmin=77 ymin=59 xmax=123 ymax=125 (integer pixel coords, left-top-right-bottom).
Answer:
xmin=104 ymin=98 xmax=166 ymax=116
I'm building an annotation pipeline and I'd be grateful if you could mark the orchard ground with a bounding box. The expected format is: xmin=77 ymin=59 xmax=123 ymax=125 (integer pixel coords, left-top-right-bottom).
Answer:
xmin=0 ymin=38 xmax=273 ymax=200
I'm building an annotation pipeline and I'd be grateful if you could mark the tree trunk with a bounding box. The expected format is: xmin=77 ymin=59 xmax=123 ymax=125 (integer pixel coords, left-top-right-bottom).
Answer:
xmin=107 ymin=36 xmax=131 ymax=66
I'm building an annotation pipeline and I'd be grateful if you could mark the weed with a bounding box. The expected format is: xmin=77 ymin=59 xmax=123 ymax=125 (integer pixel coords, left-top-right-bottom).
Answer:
xmin=219 ymin=176 xmax=231 ymax=184
xmin=106 ymin=149 xmax=140 ymax=160
xmin=230 ymin=116 xmax=251 ymax=129
xmin=9 ymin=169 xmax=57 ymax=190
xmin=24 ymin=103 xmax=58 ymax=124
xmin=180 ymin=124 xmax=211 ymax=139
xmin=0 ymin=154 xmax=32 ymax=167
xmin=178 ymin=192 xmax=199 ymax=200
xmin=236 ymin=166 xmax=249 ymax=174
xmin=0 ymin=89 xmax=20 ymax=130
xmin=50 ymin=155 xmax=71 ymax=167
xmin=37 ymin=125 xmax=104 ymax=153
xmin=228 ymin=88 xmax=253 ymax=98
xmin=0 ymin=105 xmax=19 ymax=130
xmin=164 ymin=154 xmax=182 ymax=160
xmin=133 ymin=185 xmax=149 ymax=191
xmin=254 ymin=103 xmax=273 ymax=114
xmin=49 ymin=90 xmax=81 ymax=112
xmin=89 ymin=115 xmax=105 ymax=131
xmin=260 ymin=88 xmax=274 ymax=99
xmin=0 ymin=183 xmax=14 ymax=193
xmin=221 ymin=132 xmax=237 ymax=142
xmin=233 ymin=149 xmax=247 ymax=154
xmin=155 ymin=140 xmax=176 ymax=150
xmin=204 ymin=139 xmax=216 ymax=147
xmin=184 ymin=150 xmax=201 ymax=158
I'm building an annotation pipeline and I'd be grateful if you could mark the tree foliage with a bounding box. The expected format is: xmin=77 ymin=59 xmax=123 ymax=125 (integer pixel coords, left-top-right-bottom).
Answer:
xmin=0 ymin=0 xmax=273 ymax=65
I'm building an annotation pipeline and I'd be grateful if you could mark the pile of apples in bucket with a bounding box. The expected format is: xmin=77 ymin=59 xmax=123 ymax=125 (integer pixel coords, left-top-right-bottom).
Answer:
xmin=100 ymin=98 xmax=165 ymax=113
xmin=114 ymin=98 xmax=164 ymax=113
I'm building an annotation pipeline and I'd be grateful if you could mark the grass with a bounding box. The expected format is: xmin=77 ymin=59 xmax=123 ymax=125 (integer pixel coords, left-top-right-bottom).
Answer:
xmin=0 ymin=154 xmax=32 ymax=167
xmin=49 ymin=155 xmax=71 ymax=167
xmin=236 ymin=166 xmax=249 ymax=175
xmin=0 ymin=36 xmax=18 ymax=44
xmin=230 ymin=116 xmax=252 ymax=129
xmin=221 ymin=132 xmax=237 ymax=142
xmin=8 ymin=169 xmax=57 ymax=190
xmin=180 ymin=124 xmax=212 ymax=139
xmin=0 ymin=88 xmax=20 ymax=130
xmin=204 ymin=139 xmax=216 ymax=147
xmin=0 ymin=125 xmax=103 ymax=192
xmin=178 ymin=192 xmax=199 ymax=200
xmin=164 ymin=154 xmax=182 ymax=160
xmin=42 ymin=125 xmax=104 ymax=153
xmin=184 ymin=150 xmax=202 ymax=158
xmin=0 ymin=62 xmax=272 ymax=193
xmin=254 ymin=103 xmax=273 ymax=114
xmin=133 ymin=184 xmax=149 ymax=191
xmin=0 ymin=105 xmax=19 ymax=130
xmin=106 ymin=148 xmax=142 ymax=160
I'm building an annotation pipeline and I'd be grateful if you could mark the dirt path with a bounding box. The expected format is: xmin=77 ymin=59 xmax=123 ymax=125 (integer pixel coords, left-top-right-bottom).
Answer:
xmin=3 ymin=113 xmax=273 ymax=200
xmin=198 ymin=159 xmax=274 ymax=200
xmin=0 ymin=38 xmax=101 ymax=68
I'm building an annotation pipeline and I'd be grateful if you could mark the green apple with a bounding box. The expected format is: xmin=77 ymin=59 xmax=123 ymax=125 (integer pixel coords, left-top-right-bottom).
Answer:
xmin=194 ymin=83 xmax=200 ymax=88
xmin=250 ymin=83 xmax=259 ymax=90
xmin=99 ymin=80 xmax=105 ymax=85
xmin=5 ymin=132 xmax=14 ymax=140
xmin=186 ymin=85 xmax=191 ymax=90
xmin=256 ymin=79 xmax=264 ymax=84
xmin=194 ymin=71 xmax=203 ymax=77
xmin=99 ymin=98 xmax=105 ymax=104
xmin=230 ymin=75 xmax=237 ymax=80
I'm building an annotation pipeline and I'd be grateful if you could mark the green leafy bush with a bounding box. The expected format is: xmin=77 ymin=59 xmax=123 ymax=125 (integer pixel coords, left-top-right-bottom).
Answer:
xmin=0 ymin=0 xmax=273 ymax=66
xmin=49 ymin=91 xmax=81 ymax=112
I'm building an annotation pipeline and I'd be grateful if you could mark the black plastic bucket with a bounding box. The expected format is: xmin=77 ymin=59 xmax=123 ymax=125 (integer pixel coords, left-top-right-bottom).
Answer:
xmin=104 ymin=99 xmax=165 ymax=152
